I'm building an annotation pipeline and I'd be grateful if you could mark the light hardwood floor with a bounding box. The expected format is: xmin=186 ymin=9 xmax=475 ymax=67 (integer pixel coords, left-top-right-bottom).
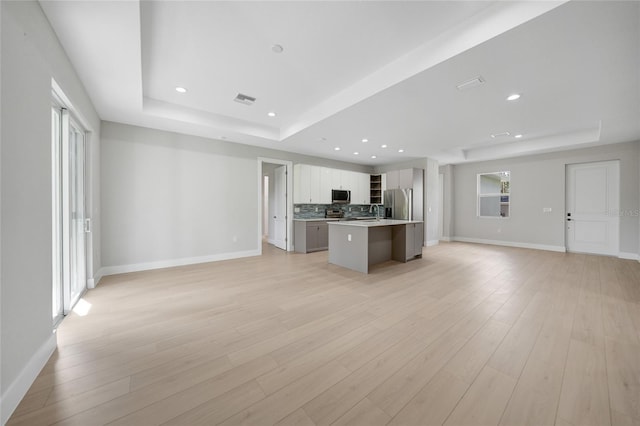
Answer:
xmin=8 ymin=242 xmax=640 ymax=426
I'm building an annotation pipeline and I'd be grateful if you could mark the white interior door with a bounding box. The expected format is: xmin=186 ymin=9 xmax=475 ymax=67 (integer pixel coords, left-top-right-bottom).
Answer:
xmin=566 ymin=161 xmax=619 ymax=256
xmin=272 ymin=165 xmax=287 ymax=250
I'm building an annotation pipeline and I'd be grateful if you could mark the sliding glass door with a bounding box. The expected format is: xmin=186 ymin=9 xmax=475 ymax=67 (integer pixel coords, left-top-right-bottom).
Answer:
xmin=52 ymin=106 xmax=87 ymax=323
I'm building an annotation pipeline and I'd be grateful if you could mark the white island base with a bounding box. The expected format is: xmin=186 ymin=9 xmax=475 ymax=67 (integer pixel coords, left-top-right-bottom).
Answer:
xmin=328 ymin=219 xmax=424 ymax=273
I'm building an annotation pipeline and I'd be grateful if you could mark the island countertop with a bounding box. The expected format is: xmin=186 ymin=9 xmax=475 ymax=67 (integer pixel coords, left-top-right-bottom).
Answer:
xmin=328 ymin=219 xmax=423 ymax=227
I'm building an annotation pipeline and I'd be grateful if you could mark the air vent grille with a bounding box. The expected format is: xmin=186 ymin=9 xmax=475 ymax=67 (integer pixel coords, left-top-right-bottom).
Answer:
xmin=456 ymin=76 xmax=485 ymax=91
xmin=234 ymin=93 xmax=256 ymax=105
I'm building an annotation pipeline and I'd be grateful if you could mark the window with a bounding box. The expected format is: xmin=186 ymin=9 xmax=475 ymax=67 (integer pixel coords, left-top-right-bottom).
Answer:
xmin=478 ymin=171 xmax=510 ymax=218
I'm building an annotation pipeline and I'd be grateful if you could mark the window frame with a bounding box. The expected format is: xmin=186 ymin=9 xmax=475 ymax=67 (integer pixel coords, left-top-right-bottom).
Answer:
xmin=477 ymin=171 xmax=510 ymax=219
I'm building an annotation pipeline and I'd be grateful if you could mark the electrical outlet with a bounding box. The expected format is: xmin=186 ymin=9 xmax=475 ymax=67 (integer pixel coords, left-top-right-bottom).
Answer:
xmin=294 ymin=207 xmax=300 ymax=213
xmin=543 ymin=207 xmax=552 ymax=213
xmin=315 ymin=207 xmax=318 ymax=212
xmin=348 ymin=234 xmax=352 ymax=242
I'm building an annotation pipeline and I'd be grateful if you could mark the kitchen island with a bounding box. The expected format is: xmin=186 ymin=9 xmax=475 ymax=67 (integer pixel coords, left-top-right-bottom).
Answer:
xmin=328 ymin=219 xmax=424 ymax=273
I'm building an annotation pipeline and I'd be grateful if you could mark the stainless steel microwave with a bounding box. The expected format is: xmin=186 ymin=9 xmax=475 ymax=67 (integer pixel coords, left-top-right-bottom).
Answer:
xmin=332 ymin=189 xmax=351 ymax=204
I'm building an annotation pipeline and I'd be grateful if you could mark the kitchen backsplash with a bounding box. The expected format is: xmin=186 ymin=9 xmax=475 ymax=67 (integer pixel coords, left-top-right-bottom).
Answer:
xmin=294 ymin=204 xmax=380 ymax=219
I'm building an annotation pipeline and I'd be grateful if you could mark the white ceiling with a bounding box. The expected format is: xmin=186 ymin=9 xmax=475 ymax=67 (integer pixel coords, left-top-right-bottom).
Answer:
xmin=40 ymin=1 xmax=640 ymax=166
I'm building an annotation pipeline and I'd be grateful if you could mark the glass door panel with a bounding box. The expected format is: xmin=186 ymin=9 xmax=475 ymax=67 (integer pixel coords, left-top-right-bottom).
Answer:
xmin=52 ymin=107 xmax=63 ymax=323
xmin=68 ymin=123 xmax=86 ymax=310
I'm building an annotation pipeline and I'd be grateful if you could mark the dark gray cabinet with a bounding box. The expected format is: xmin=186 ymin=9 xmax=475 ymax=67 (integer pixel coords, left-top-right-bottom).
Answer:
xmin=392 ymin=222 xmax=424 ymax=261
xmin=294 ymin=220 xmax=330 ymax=253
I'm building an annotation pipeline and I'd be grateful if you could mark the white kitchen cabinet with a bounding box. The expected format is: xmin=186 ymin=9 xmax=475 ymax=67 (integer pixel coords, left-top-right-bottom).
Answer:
xmin=294 ymin=164 xmax=373 ymax=205
xmin=293 ymin=164 xmax=322 ymax=203
xmin=357 ymin=173 xmax=370 ymax=204
xmin=385 ymin=170 xmax=398 ymax=190
xmin=399 ymin=169 xmax=414 ymax=188
xmin=385 ymin=169 xmax=414 ymax=190
xmin=318 ymin=167 xmax=332 ymax=204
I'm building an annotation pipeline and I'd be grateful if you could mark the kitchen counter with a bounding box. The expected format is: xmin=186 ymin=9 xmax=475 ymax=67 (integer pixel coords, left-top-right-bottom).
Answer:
xmin=328 ymin=219 xmax=424 ymax=273
xmin=329 ymin=219 xmax=423 ymax=227
xmin=293 ymin=218 xmax=340 ymax=222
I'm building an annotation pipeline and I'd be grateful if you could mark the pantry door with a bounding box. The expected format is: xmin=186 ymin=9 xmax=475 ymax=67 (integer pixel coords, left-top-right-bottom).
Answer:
xmin=566 ymin=161 xmax=619 ymax=256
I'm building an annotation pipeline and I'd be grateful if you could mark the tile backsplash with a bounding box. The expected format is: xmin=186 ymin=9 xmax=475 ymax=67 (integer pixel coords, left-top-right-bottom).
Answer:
xmin=294 ymin=204 xmax=380 ymax=219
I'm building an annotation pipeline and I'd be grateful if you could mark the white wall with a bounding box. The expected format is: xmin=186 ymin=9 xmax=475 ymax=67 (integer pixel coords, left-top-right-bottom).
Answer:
xmin=0 ymin=1 xmax=101 ymax=422
xmin=100 ymin=122 xmax=375 ymax=274
xmin=446 ymin=141 xmax=640 ymax=256
xmin=424 ymin=158 xmax=439 ymax=246
xmin=439 ymin=164 xmax=454 ymax=240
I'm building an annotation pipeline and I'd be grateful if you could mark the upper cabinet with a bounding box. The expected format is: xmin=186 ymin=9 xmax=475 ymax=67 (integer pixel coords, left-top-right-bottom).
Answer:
xmin=385 ymin=169 xmax=414 ymax=190
xmin=293 ymin=164 xmax=370 ymax=204
xmin=294 ymin=164 xmax=323 ymax=204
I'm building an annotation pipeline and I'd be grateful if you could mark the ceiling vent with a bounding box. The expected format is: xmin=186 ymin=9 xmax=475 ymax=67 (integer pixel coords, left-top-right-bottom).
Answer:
xmin=234 ymin=93 xmax=256 ymax=105
xmin=490 ymin=131 xmax=511 ymax=138
xmin=456 ymin=76 xmax=485 ymax=91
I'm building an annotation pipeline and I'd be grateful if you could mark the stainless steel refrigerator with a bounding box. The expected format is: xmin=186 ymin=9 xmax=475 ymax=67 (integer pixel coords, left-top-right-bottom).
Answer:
xmin=384 ymin=188 xmax=413 ymax=220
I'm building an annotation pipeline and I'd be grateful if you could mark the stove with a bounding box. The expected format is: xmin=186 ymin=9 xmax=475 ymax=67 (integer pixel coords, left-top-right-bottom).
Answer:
xmin=325 ymin=209 xmax=344 ymax=219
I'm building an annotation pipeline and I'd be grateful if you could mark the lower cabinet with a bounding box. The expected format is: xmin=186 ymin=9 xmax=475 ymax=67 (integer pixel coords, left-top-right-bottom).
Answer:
xmin=294 ymin=220 xmax=330 ymax=253
xmin=406 ymin=222 xmax=424 ymax=260
xmin=392 ymin=222 xmax=424 ymax=261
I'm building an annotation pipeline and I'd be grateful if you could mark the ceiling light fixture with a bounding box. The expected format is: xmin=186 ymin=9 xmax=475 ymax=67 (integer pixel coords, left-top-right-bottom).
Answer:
xmin=456 ymin=76 xmax=485 ymax=91
xmin=267 ymin=112 xmax=276 ymax=117
xmin=362 ymin=138 xmax=368 ymax=143
xmin=507 ymin=93 xmax=521 ymax=101
xmin=271 ymin=44 xmax=284 ymax=53
xmin=398 ymin=149 xmax=404 ymax=153
xmin=353 ymin=152 xmax=359 ymax=155
xmin=381 ymin=144 xmax=387 ymax=148
xmin=514 ymin=134 xmax=523 ymax=139
xmin=334 ymin=147 xmax=340 ymax=151
xmin=175 ymin=87 xmax=187 ymax=93
xmin=371 ymin=155 xmax=377 ymax=159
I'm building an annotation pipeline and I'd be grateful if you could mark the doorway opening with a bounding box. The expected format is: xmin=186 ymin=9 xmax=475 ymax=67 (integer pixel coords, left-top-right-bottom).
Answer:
xmin=258 ymin=158 xmax=293 ymax=253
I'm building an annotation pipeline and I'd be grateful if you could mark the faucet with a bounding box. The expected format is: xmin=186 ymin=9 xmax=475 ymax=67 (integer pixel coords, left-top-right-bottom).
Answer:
xmin=369 ymin=204 xmax=381 ymax=220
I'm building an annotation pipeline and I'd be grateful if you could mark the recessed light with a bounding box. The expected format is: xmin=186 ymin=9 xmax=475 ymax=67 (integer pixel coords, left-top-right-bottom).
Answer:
xmin=353 ymin=152 xmax=359 ymax=155
xmin=514 ymin=134 xmax=523 ymax=139
xmin=334 ymin=147 xmax=340 ymax=151
xmin=507 ymin=93 xmax=521 ymax=101
xmin=175 ymin=87 xmax=187 ymax=93
xmin=267 ymin=112 xmax=276 ymax=117
xmin=362 ymin=138 xmax=368 ymax=143
xmin=381 ymin=144 xmax=387 ymax=148
xmin=271 ymin=44 xmax=284 ymax=53
xmin=398 ymin=149 xmax=404 ymax=153
xmin=371 ymin=155 xmax=377 ymax=159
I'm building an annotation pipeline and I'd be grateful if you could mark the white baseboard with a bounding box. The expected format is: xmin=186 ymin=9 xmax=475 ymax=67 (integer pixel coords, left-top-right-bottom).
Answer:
xmin=618 ymin=252 xmax=640 ymax=261
xmin=440 ymin=237 xmax=452 ymax=242
xmin=452 ymin=237 xmax=566 ymax=253
xmin=1 ymin=333 xmax=57 ymax=425
xmin=97 ymin=249 xmax=261 ymax=277
xmin=426 ymin=239 xmax=439 ymax=247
